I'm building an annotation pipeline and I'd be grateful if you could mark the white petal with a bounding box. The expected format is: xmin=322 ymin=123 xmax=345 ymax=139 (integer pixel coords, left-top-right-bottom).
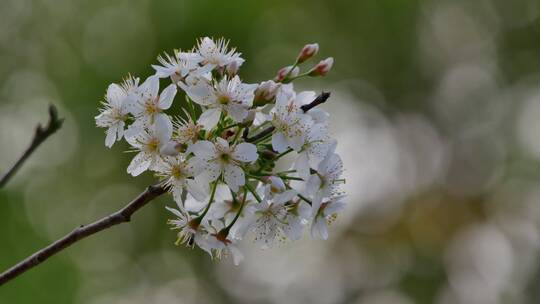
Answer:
xmin=124 ymin=120 xmax=144 ymax=139
xmin=203 ymin=161 xmax=222 ymax=182
xmin=106 ymin=83 xmax=126 ymax=108
xmin=116 ymin=121 xmax=125 ymax=141
xmin=208 ymin=202 xmax=229 ymax=219
xmin=311 ymin=218 xmax=328 ymax=240
xmin=271 ymin=132 xmax=289 ymax=153
xmin=214 ymin=183 xmax=233 ymax=202
xmin=296 ymin=91 xmax=316 ymax=106
xmin=184 ymin=192 xmax=206 ymax=213
xmin=145 ymin=75 xmax=160 ymax=98
xmin=127 ymin=152 xmax=152 ymax=176
xmin=275 ymin=84 xmax=295 ymax=107
xmin=294 ymin=152 xmax=310 ymax=178
xmin=181 ymin=81 xmax=216 ymax=106
xmin=198 ymin=108 xmax=222 ymax=130
xmin=232 ymin=143 xmax=258 ymax=162
xmin=158 ymin=83 xmax=177 ymax=109
xmin=152 ymin=65 xmax=175 ymax=78
xmin=289 ymin=135 xmax=305 ymax=151
xmin=105 ymin=127 xmax=117 ymax=148
xmin=160 ymin=141 xmax=179 ymax=156
xmin=165 ymin=206 xmax=185 ymax=219
xmin=224 ymin=164 xmax=245 ymax=192
xmin=308 ymin=109 xmax=329 ymax=124
xmin=171 ymin=187 xmax=184 ymax=206
xmin=273 ymin=189 xmax=297 ymax=205
xmin=298 ymin=201 xmax=312 ymax=219
xmin=229 ymin=245 xmax=244 ymax=266
xmin=215 ymin=137 xmax=230 ymax=150
xmin=227 ymin=104 xmax=248 ymax=122
xmin=305 ymin=174 xmax=322 ymax=197
xmin=153 ymin=114 xmax=173 ymax=144
xmin=188 ymin=140 xmax=215 ymax=158
xmin=186 ymin=178 xmax=209 ymax=202
xmin=325 ymin=200 xmax=346 ymax=215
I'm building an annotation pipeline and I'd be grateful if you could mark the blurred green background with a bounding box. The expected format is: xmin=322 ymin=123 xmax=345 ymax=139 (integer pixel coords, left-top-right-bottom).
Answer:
xmin=2 ymin=0 xmax=540 ymax=303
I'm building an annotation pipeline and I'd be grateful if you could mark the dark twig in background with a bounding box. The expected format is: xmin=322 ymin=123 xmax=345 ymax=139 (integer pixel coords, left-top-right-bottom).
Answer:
xmin=0 ymin=104 xmax=64 ymax=189
xmin=0 ymin=184 xmax=167 ymax=286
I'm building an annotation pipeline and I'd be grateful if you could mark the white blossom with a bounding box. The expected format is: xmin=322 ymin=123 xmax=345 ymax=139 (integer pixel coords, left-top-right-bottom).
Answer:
xmin=166 ymin=202 xmax=207 ymax=247
xmin=125 ymin=115 xmax=172 ymax=176
xmin=152 ymin=49 xmax=211 ymax=83
xmin=269 ymin=84 xmax=315 ymax=152
xmin=189 ymin=138 xmax=258 ymax=192
xmin=95 ymin=76 xmax=139 ymax=147
xmin=153 ymin=155 xmax=202 ymax=206
xmin=311 ymin=195 xmax=346 ymax=240
xmin=197 ymin=221 xmax=244 ymax=265
xmin=180 ymin=75 xmax=257 ymax=130
xmin=294 ymin=124 xmax=335 ymax=178
xmin=197 ymin=37 xmax=244 ymax=71
xmin=160 ymin=114 xmax=203 ymax=156
xmin=95 ymin=37 xmax=344 ymax=265
xmin=305 ymin=147 xmax=345 ymax=209
xmin=129 ymin=75 xmax=177 ymax=127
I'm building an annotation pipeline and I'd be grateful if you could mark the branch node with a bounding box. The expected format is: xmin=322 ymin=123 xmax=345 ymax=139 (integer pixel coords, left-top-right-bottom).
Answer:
xmin=0 ymin=104 xmax=64 ymax=188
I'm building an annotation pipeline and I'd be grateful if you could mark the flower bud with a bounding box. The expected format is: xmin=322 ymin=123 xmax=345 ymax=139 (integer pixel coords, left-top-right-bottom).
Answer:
xmin=275 ymin=65 xmax=300 ymax=82
xmin=296 ymin=43 xmax=319 ymax=64
xmin=261 ymin=150 xmax=277 ymax=160
xmin=226 ymin=59 xmax=240 ymax=77
xmin=254 ymin=80 xmax=279 ymax=103
xmin=308 ymin=57 xmax=334 ymax=77
xmin=242 ymin=109 xmax=257 ymax=124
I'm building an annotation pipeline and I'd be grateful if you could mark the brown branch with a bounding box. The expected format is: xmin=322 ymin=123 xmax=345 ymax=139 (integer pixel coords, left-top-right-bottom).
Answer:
xmin=0 ymin=104 xmax=64 ymax=188
xmin=300 ymin=91 xmax=330 ymax=112
xmin=0 ymin=184 xmax=167 ymax=286
xmin=245 ymin=92 xmax=331 ymax=143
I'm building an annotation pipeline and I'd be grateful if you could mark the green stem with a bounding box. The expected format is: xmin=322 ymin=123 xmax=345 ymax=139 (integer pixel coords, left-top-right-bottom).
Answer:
xmin=232 ymin=126 xmax=244 ymax=144
xmin=225 ymin=187 xmax=248 ymax=230
xmin=185 ymin=96 xmax=198 ymax=122
xmin=275 ymin=148 xmax=294 ymax=160
xmin=285 ymin=184 xmax=312 ymax=205
xmin=281 ymin=62 xmax=299 ymax=83
xmin=253 ymin=131 xmax=273 ymax=144
xmin=196 ymin=180 xmax=219 ymax=220
xmin=278 ymin=175 xmax=304 ymax=181
xmin=245 ymin=183 xmax=262 ymax=203
xmin=222 ymin=123 xmax=240 ymax=131
xmin=296 ymin=193 xmax=312 ymax=205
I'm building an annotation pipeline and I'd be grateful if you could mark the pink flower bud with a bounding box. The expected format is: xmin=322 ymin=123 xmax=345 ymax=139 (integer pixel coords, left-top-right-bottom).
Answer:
xmin=275 ymin=65 xmax=300 ymax=82
xmin=308 ymin=57 xmax=334 ymax=77
xmin=296 ymin=43 xmax=319 ymax=64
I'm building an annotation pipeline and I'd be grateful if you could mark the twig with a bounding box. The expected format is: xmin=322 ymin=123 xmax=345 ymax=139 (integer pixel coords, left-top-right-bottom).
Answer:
xmin=0 ymin=184 xmax=167 ymax=286
xmin=0 ymin=104 xmax=64 ymax=188
xmin=300 ymin=91 xmax=330 ymax=112
xmin=245 ymin=126 xmax=275 ymax=143
xmin=245 ymin=92 xmax=331 ymax=143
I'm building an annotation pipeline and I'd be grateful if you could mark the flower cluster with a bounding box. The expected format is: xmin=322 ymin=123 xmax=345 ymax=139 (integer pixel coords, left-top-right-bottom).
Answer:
xmin=95 ymin=37 xmax=344 ymax=265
